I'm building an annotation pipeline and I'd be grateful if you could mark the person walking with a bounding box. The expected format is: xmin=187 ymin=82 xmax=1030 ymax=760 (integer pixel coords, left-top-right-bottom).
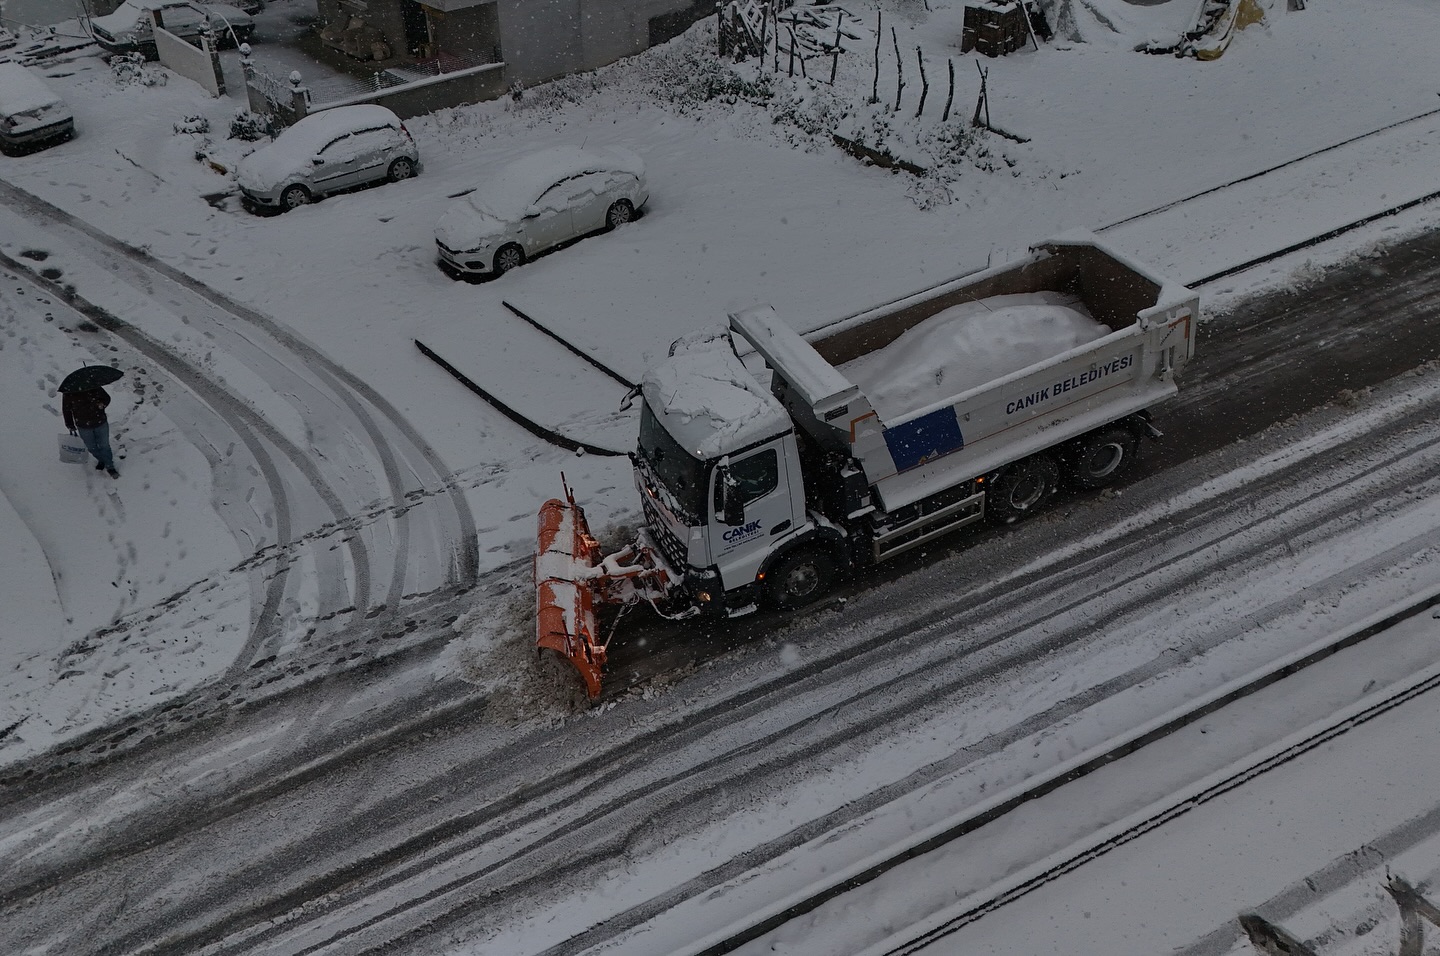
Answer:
xmin=63 ymin=385 xmax=119 ymax=478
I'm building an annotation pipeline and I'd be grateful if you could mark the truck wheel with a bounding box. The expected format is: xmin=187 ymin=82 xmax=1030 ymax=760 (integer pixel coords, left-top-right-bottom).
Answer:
xmin=766 ymin=548 xmax=836 ymax=611
xmin=1068 ymin=426 xmax=1138 ymax=489
xmin=987 ymin=455 xmax=1059 ymax=525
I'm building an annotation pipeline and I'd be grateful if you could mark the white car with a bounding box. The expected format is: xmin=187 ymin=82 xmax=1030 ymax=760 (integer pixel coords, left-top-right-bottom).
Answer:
xmin=435 ymin=145 xmax=648 ymax=278
xmin=90 ymin=0 xmax=254 ymax=58
xmin=236 ymin=105 xmax=420 ymax=212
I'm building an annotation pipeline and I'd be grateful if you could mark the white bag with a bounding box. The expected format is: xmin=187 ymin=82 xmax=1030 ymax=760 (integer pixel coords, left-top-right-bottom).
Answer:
xmin=59 ymin=432 xmax=88 ymax=464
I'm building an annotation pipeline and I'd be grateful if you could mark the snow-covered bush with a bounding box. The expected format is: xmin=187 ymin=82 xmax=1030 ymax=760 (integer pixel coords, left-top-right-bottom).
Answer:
xmin=454 ymin=12 xmax=1041 ymax=207
xmin=173 ymin=115 xmax=210 ymax=135
xmin=228 ymin=109 xmax=271 ymax=141
xmin=110 ymin=53 xmax=167 ymax=87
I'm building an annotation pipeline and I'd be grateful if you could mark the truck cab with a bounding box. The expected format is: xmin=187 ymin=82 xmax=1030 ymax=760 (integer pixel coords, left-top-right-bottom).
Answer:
xmin=632 ymin=331 xmax=814 ymax=614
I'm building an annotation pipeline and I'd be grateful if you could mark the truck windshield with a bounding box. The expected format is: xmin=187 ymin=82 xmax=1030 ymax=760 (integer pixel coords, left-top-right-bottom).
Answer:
xmin=638 ymin=404 xmax=708 ymax=523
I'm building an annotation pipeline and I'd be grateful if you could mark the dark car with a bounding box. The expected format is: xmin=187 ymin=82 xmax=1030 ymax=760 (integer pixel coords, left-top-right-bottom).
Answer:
xmin=0 ymin=62 xmax=75 ymax=155
xmin=89 ymin=0 xmax=254 ymax=58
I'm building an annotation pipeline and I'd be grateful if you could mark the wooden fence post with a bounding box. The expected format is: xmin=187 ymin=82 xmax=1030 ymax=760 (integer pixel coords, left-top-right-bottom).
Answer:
xmin=972 ymin=62 xmax=987 ymax=128
xmin=871 ymin=10 xmax=881 ymax=103
xmin=942 ymin=57 xmax=954 ymax=122
xmin=759 ymin=6 xmax=769 ymax=69
xmin=915 ymin=46 xmax=928 ymax=117
xmin=891 ymin=26 xmax=903 ymax=112
xmin=773 ymin=5 xmax=780 ymax=71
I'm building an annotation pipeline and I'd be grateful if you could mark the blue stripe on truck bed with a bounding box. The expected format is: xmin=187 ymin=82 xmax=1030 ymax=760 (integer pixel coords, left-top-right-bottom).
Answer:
xmin=883 ymin=407 xmax=965 ymax=472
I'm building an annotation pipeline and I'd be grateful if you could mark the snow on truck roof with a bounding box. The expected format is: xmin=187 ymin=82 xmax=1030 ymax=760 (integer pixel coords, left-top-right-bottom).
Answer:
xmin=0 ymin=63 xmax=64 ymax=116
xmin=641 ymin=329 xmax=790 ymax=461
xmin=469 ymin=145 xmax=644 ymax=221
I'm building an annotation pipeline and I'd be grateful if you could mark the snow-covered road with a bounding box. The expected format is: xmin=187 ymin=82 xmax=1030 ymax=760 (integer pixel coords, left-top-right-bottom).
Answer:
xmin=7 ymin=279 xmax=1440 ymax=954
xmin=4 ymin=1 xmax=1440 ymax=953
xmin=0 ymin=182 xmax=480 ymax=754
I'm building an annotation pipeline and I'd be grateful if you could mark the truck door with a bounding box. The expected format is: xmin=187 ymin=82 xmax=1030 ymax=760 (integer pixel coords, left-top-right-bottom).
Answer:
xmin=709 ymin=442 xmax=798 ymax=592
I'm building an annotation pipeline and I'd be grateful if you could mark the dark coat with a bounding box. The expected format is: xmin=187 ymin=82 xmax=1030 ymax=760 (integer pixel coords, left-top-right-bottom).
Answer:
xmin=63 ymin=387 xmax=111 ymax=431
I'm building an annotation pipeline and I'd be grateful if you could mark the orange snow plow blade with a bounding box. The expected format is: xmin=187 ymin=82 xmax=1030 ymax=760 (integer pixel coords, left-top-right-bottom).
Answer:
xmin=535 ymin=481 xmax=677 ymax=699
xmin=536 ymin=494 xmax=607 ymax=698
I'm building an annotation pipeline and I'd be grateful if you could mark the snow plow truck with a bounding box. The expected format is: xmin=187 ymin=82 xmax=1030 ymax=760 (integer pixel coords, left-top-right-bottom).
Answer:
xmin=536 ymin=232 xmax=1199 ymax=698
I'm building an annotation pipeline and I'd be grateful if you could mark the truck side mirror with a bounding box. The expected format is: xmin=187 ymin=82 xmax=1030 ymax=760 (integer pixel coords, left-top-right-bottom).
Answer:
xmin=717 ymin=467 xmax=745 ymax=526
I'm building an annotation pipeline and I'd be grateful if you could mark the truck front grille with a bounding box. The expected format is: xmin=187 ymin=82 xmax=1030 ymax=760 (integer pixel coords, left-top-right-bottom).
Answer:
xmin=643 ymin=495 xmax=687 ymax=570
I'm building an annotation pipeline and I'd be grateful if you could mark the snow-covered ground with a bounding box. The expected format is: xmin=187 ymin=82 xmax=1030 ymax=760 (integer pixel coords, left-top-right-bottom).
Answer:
xmin=0 ymin=0 xmax=1437 ymax=757
xmin=4 ymin=0 xmax=1440 ymax=949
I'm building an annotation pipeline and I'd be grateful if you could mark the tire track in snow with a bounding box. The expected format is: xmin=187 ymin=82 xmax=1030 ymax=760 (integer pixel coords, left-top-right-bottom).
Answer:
xmin=0 ymin=180 xmax=480 ymax=669
xmin=0 ymin=246 xmax=349 ymax=670
xmin=55 ymin=391 xmax=1440 ymax=956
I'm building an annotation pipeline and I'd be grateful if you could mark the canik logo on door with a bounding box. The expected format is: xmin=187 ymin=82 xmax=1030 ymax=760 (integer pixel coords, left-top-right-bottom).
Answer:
xmin=723 ymin=520 xmax=763 ymax=542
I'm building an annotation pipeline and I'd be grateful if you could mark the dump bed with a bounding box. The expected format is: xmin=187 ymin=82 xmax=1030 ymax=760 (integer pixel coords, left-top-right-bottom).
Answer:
xmin=732 ymin=234 xmax=1198 ymax=513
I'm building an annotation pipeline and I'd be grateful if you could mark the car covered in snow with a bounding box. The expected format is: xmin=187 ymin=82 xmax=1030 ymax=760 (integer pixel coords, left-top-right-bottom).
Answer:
xmin=435 ymin=145 xmax=648 ymax=278
xmin=236 ymin=105 xmax=419 ymax=212
xmin=0 ymin=62 xmax=74 ymax=155
xmin=89 ymin=0 xmax=254 ymax=58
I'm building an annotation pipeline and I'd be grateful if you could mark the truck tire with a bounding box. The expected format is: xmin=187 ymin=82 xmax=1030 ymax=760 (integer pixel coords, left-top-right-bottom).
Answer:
xmin=765 ymin=548 xmax=837 ymax=610
xmin=1067 ymin=425 xmax=1138 ymax=489
xmin=987 ymin=455 xmax=1059 ymax=525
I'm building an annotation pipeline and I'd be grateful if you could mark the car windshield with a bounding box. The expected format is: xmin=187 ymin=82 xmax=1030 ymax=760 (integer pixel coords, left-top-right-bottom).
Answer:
xmin=467 ymin=174 xmax=546 ymax=222
xmin=638 ymin=404 xmax=708 ymax=524
xmin=465 ymin=145 xmax=613 ymax=221
xmin=108 ymin=1 xmax=148 ymax=21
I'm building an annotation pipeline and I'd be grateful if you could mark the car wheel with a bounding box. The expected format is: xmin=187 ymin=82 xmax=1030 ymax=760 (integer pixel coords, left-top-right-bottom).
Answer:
xmin=387 ymin=157 xmax=415 ymax=182
xmin=494 ymin=244 xmax=525 ymax=275
xmin=765 ymin=548 xmax=837 ymax=611
xmin=987 ymin=454 xmax=1059 ymax=525
xmin=605 ymin=200 xmax=634 ymax=230
xmin=1066 ymin=425 xmax=1138 ymax=490
xmin=280 ymin=185 xmax=311 ymax=210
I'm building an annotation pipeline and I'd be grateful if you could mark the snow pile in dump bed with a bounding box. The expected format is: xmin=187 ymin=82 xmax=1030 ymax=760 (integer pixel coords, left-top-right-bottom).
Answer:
xmin=642 ymin=329 xmax=790 ymax=460
xmin=841 ymin=292 xmax=1108 ymax=421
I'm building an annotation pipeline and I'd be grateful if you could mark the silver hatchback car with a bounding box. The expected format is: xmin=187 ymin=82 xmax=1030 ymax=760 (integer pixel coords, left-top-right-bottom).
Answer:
xmin=435 ymin=145 xmax=647 ymax=278
xmin=236 ymin=105 xmax=419 ymax=213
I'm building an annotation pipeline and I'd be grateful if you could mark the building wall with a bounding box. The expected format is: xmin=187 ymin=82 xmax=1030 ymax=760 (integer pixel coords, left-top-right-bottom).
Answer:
xmin=427 ymin=2 xmax=502 ymax=62
xmin=492 ymin=0 xmax=581 ymax=86
xmin=304 ymin=0 xmax=703 ymax=107
xmin=323 ymin=61 xmax=508 ymax=117
xmin=315 ymin=0 xmax=409 ymax=57
xmin=494 ymin=0 xmax=695 ymax=86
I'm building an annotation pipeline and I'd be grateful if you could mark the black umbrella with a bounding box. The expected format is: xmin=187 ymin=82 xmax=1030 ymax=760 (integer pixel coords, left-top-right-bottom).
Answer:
xmin=58 ymin=365 xmax=123 ymax=393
